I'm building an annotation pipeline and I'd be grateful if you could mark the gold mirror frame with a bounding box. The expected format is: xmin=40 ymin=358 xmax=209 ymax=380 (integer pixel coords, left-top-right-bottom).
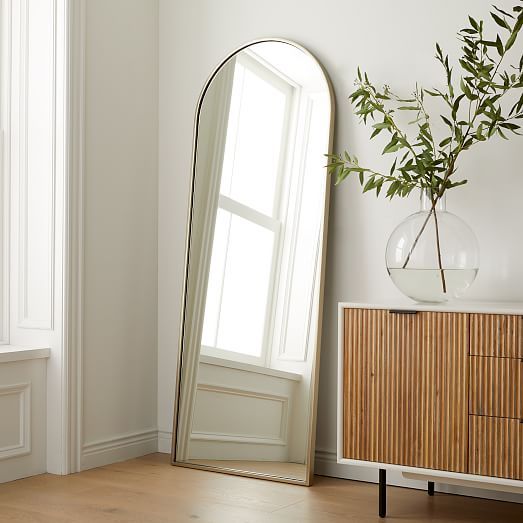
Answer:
xmin=171 ymin=38 xmax=335 ymax=486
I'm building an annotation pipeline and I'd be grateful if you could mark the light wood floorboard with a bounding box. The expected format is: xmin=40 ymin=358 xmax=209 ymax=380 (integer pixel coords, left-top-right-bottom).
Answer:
xmin=0 ymin=454 xmax=521 ymax=522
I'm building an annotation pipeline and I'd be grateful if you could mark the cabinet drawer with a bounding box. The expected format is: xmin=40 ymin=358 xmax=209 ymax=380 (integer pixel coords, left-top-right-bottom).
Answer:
xmin=470 ymin=314 xmax=522 ymax=358
xmin=469 ymin=415 xmax=522 ymax=480
xmin=470 ymin=356 xmax=522 ymax=419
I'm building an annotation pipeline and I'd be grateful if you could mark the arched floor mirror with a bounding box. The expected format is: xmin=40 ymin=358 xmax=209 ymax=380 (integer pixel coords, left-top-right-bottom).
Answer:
xmin=172 ymin=38 xmax=334 ymax=485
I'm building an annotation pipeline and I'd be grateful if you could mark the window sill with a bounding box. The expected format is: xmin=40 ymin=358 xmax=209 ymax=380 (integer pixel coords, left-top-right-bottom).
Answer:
xmin=0 ymin=345 xmax=51 ymax=364
xmin=199 ymin=354 xmax=302 ymax=382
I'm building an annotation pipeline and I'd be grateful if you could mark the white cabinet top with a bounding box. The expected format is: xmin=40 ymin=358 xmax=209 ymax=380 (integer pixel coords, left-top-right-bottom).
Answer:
xmin=339 ymin=301 xmax=523 ymax=316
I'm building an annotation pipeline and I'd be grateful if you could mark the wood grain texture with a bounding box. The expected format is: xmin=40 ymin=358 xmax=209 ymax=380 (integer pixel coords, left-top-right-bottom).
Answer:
xmin=343 ymin=309 xmax=469 ymax=473
xmin=469 ymin=416 xmax=522 ymax=480
xmin=1 ymin=454 xmax=522 ymax=523
xmin=470 ymin=314 xmax=522 ymax=358
xmin=470 ymin=356 xmax=522 ymax=419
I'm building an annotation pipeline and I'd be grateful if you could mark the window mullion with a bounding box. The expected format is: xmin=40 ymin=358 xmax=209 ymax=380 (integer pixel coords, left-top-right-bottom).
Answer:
xmin=218 ymin=194 xmax=279 ymax=232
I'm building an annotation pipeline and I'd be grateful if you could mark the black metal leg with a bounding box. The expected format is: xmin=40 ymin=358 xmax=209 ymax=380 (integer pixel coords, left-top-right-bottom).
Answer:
xmin=379 ymin=469 xmax=387 ymax=518
xmin=428 ymin=481 xmax=435 ymax=496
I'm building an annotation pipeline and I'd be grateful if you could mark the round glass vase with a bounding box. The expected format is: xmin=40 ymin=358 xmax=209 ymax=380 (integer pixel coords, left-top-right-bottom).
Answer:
xmin=386 ymin=189 xmax=480 ymax=303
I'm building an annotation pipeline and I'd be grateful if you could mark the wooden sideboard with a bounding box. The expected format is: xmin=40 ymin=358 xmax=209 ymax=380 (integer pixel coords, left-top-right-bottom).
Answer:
xmin=337 ymin=302 xmax=523 ymax=517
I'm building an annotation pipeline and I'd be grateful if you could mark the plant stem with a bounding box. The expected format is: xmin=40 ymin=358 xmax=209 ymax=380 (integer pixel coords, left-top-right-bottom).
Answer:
xmin=432 ymin=205 xmax=447 ymax=294
xmin=401 ymin=193 xmax=447 ymax=294
xmin=401 ymin=204 xmax=435 ymax=269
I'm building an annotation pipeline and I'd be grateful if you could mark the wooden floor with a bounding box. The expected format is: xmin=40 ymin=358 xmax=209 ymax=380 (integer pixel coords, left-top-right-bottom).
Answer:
xmin=0 ymin=454 xmax=521 ymax=522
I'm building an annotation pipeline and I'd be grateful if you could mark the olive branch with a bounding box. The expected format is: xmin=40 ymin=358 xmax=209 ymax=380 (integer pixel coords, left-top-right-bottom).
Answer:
xmin=328 ymin=2 xmax=523 ymax=293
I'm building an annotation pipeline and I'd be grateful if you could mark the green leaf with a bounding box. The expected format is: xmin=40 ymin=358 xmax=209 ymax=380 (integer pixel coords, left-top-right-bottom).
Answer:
xmin=493 ymin=5 xmax=515 ymax=20
xmin=397 ymin=106 xmax=419 ymax=110
xmin=363 ymin=177 xmax=375 ymax=193
xmin=390 ymin=159 xmax=397 ymax=176
xmin=506 ymin=17 xmax=523 ymax=50
xmin=491 ymin=12 xmax=511 ymax=30
xmin=372 ymin=122 xmax=391 ymax=130
xmin=476 ymin=123 xmax=486 ymax=141
xmin=441 ymin=115 xmax=454 ymax=127
xmin=459 ymin=59 xmax=476 ymax=76
xmin=496 ymin=34 xmax=504 ymax=55
xmin=500 ymin=122 xmax=522 ymax=134
xmin=382 ymin=135 xmax=400 ymax=154
xmin=383 ymin=142 xmax=402 ymax=154
xmin=439 ymin=137 xmax=452 ymax=147
xmin=462 ymin=137 xmax=475 ymax=149
xmin=469 ymin=16 xmax=480 ymax=31
xmin=497 ymin=128 xmax=509 ymax=139
xmin=386 ymin=181 xmax=400 ymax=199
xmin=460 ymin=78 xmax=476 ymax=100
xmin=452 ymin=94 xmax=465 ymax=120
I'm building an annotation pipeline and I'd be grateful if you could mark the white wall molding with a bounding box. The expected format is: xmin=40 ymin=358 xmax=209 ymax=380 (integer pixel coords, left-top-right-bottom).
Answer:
xmin=62 ymin=0 xmax=85 ymax=476
xmin=158 ymin=429 xmax=172 ymax=454
xmin=6 ymin=0 xmax=85 ymax=475
xmin=0 ymin=361 xmax=46 ymax=483
xmin=186 ymin=381 xmax=291 ymax=462
xmin=16 ymin=0 xmax=57 ymax=331
xmin=314 ymin=448 xmax=523 ymax=504
xmin=193 ymin=383 xmax=289 ymax=446
xmin=0 ymin=382 xmax=30 ymax=460
xmin=81 ymin=429 xmax=158 ymax=470
xmin=0 ymin=0 xmax=12 ymax=345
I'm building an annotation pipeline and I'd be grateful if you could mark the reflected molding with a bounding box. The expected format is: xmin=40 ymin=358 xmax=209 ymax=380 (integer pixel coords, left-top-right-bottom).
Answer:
xmin=171 ymin=38 xmax=335 ymax=486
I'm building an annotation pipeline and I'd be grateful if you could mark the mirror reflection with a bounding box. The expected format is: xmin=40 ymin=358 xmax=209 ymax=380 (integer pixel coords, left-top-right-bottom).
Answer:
xmin=173 ymin=40 xmax=333 ymax=484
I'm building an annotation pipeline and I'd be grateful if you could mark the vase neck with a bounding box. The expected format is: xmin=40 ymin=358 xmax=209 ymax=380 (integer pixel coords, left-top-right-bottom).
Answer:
xmin=420 ymin=189 xmax=446 ymax=212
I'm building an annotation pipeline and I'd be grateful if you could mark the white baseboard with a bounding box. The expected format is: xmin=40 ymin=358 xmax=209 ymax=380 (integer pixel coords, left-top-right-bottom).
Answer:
xmin=314 ymin=449 xmax=522 ymax=504
xmin=158 ymin=430 xmax=172 ymax=454
xmin=81 ymin=429 xmax=158 ymax=470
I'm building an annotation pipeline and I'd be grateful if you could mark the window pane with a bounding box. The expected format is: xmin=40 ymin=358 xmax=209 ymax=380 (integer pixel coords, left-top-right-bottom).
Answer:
xmin=220 ymin=60 xmax=288 ymax=216
xmin=211 ymin=213 xmax=274 ymax=358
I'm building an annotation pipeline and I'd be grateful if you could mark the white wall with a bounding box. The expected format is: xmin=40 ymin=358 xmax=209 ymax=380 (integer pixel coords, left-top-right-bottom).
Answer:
xmin=81 ymin=0 xmax=159 ymax=469
xmin=158 ymin=0 xmax=523 ymax=498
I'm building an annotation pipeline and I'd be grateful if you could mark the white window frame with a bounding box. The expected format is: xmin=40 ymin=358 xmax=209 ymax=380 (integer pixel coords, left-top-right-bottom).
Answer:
xmin=201 ymin=52 xmax=298 ymax=367
xmin=0 ymin=0 xmax=11 ymax=344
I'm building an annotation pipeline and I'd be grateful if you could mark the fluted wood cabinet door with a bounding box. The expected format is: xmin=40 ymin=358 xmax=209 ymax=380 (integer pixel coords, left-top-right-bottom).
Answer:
xmin=343 ymin=308 xmax=469 ymax=472
xmin=469 ymin=416 xmax=522 ymax=480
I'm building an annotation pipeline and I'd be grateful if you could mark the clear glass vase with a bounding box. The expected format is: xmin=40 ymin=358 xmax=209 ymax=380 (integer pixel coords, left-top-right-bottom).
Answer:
xmin=386 ymin=189 xmax=480 ymax=303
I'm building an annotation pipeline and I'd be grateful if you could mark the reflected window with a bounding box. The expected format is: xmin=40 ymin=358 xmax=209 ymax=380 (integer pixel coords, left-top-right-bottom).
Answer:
xmin=201 ymin=53 xmax=294 ymax=364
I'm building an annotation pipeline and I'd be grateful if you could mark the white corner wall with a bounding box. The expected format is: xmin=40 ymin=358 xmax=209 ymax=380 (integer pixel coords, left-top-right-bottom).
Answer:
xmin=81 ymin=0 xmax=159 ymax=469
xmin=157 ymin=0 xmax=523 ymax=500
